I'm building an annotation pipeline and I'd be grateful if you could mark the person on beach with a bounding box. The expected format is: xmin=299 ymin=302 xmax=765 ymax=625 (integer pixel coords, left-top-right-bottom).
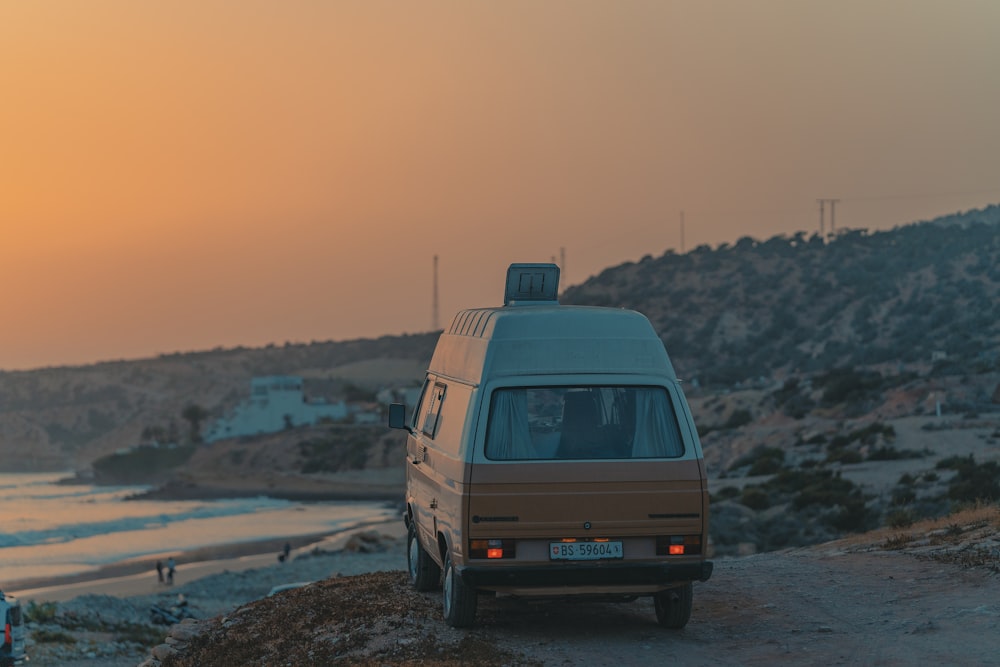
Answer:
xmin=167 ymin=557 xmax=176 ymax=585
xmin=283 ymin=542 xmax=291 ymax=560
xmin=156 ymin=560 xmax=164 ymax=584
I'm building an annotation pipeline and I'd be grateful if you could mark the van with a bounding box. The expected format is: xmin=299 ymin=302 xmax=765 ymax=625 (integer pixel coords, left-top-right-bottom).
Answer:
xmin=0 ymin=591 xmax=26 ymax=667
xmin=389 ymin=263 xmax=712 ymax=628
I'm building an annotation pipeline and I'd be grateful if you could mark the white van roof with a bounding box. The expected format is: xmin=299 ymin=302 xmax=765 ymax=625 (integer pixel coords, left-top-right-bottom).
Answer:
xmin=428 ymin=304 xmax=677 ymax=384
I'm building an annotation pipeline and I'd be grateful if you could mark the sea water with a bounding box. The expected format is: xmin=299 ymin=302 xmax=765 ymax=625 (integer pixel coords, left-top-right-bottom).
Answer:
xmin=0 ymin=472 xmax=397 ymax=586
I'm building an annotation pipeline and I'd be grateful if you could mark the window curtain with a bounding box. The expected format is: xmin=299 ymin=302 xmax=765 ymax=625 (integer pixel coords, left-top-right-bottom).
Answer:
xmin=631 ymin=389 xmax=684 ymax=458
xmin=487 ymin=390 xmax=535 ymax=460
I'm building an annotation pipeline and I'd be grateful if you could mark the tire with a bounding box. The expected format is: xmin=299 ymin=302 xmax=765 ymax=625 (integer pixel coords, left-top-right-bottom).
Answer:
xmin=654 ymin=582 xmax=693 ymax=629
xmin=407 ymin=522 xmax=441 ymax=591
xmin=442 ymin=552 xmax=477 ymax=628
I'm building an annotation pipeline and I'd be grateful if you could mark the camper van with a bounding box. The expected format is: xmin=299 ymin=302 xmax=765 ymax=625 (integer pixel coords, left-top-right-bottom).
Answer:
xmin=0 ymin=591 xmax=26 ymax=666
xmin=388 ymin=263 xmax=712 ymax=628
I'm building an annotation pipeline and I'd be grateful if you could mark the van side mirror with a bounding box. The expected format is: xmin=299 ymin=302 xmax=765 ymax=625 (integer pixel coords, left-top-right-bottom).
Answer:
xmin=388 ymin=403 xmax=409 ymax=431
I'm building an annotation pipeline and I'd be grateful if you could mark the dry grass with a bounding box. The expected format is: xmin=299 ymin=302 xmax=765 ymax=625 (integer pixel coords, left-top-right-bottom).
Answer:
xmin=827 ymin=503 xmax=1000 ymax=552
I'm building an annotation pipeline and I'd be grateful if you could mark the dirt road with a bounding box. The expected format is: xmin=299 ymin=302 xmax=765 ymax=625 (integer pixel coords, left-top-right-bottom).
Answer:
xmin=472 ymin=547 xmax=999 ymax=666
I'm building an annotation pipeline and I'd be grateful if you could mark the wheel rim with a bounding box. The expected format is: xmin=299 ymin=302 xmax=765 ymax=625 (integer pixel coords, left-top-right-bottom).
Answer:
xmin=443 ymin=560 xmax=454 ymax=616
xmin=408 ymin=533 xmax=419 ymax=581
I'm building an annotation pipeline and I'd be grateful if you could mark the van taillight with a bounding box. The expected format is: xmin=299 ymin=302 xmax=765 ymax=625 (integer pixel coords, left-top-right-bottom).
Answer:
xmin=4 ymin=621 xmax=10 ymax=644
xmin=656 ymin=535 xmax=702 ymax=556
xmin=469 ymin=538 xmax=516 ymax=559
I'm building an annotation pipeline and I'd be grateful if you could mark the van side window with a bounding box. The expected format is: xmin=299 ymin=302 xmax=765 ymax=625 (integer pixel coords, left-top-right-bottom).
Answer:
xmin=485 ymin=386 xmax=685 ymax=460
xmin=421 ymin=383 xmax=447 ymax=438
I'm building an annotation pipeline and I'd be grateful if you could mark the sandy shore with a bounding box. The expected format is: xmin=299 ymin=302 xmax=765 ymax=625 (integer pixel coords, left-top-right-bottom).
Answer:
xmin=7 ymin=517 xmax=407 ymax=603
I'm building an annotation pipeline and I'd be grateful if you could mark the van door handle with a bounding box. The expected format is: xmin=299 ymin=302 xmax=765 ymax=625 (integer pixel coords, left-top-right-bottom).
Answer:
xmin=410 ymin=457 xmax=421 ymax=466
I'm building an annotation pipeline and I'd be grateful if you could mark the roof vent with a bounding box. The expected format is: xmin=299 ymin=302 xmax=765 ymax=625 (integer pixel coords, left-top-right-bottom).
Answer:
xmin=504 ymin=263 xmax=560 ymax=306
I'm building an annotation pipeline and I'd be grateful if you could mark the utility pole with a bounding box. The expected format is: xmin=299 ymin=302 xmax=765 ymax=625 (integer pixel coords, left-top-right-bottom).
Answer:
xmin=559 ymin=247 xmax=566 ymax=285
xmin=817 ymin=198 xmax=840 ymax=236
xmin=680 ymin=210 xmax=685 ymax=253
xmin=432 ymin=255 xmax=439 ymax=331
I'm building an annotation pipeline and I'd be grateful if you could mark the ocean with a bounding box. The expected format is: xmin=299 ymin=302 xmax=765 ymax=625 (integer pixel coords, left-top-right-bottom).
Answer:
xmin=0 ymin=472 xmax=397 ymax=586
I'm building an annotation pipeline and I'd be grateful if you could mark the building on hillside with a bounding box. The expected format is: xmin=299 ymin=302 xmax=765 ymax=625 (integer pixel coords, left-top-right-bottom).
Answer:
xmin=203 ymin=376 xmax=349 ymax=443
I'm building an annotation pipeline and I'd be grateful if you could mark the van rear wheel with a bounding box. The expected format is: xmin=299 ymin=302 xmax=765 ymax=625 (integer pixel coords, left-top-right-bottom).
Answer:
xmin=442 ymin=553 xmax=477 ymax=628
xmin=407 ymin=523 xmax=441 ymax=591
xmin=654 ymin=582 xmax=693 ymax=629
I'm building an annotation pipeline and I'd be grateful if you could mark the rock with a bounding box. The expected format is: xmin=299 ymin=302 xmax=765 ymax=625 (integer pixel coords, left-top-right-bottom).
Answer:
xmin=151 ymin=643 xmax=180 ymax=661
xmin=169 ymin=618 xmax=206 ymax=642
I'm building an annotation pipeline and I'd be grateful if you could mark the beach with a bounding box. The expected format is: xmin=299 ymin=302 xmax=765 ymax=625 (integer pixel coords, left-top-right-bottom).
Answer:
xmin=8 ymin=518 xmax=408 ymax=667
xmin=0 ymin=470 xmax=405 ymax=587
xmin=7 ymin=518 xmax=406 ymax=602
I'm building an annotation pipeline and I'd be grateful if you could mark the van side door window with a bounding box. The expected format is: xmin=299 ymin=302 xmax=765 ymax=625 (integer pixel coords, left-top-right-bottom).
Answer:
xmin=421 ymin=382 xmax=447 ymax=438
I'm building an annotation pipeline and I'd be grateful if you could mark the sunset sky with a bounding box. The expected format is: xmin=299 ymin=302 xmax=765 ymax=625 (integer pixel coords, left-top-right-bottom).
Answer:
xmin=2 ymin=1 xmax=999 ymax=371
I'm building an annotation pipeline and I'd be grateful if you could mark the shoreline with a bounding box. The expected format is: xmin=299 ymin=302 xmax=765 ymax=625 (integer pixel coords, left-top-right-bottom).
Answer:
xmin=124 ymin=477 xmax=405 ymax=502
xmin=5 ymin=516 xmax=406 ymax=601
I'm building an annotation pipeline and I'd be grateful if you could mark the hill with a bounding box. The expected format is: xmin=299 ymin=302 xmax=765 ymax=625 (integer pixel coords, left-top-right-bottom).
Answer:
xmin=0 ymin=334 xmax=436 ymax=471
xmin=0 ymin=206 xmax=1000 ymax=536
xmin=562 ymin=205 xmax=1000 ymax=387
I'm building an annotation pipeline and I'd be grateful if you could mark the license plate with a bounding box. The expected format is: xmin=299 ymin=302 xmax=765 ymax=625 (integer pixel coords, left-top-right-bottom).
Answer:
xmin=549 ymin=541 xmax=623 ymax=560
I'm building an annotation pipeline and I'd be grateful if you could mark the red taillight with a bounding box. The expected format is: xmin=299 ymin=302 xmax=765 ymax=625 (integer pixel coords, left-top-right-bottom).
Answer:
xmin=5 ymin=622 xmax=10 ymax=644
xmin=656 ymin=535 xmax=702 ymax=556
xmin=469 ymin=538 xmax=516 ymax=559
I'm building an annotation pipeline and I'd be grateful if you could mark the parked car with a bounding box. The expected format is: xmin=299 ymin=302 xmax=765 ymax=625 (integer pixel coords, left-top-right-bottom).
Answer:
xmin=0 ymin=591 xmax=26 ymax=666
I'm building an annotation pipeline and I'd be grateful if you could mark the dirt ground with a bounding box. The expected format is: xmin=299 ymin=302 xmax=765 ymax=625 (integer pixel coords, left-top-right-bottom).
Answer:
xmin=161 ymin=537 xmax=1000 ymax=666
xmin=468 ymin=549 xmax=999 ymax=666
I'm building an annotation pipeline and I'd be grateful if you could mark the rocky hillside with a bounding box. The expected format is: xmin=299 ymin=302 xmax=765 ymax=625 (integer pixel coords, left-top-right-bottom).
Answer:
xmin=1 ymin=206 xmax=998 ymax=473
xmin=563 ymin=205 xmax=1000 ymax=387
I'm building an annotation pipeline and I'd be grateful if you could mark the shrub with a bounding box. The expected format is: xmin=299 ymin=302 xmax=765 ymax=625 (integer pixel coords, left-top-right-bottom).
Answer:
xmin=91 ymin=444 xmax=196 ymax=484
xmin=814 ymin=367 xmax=883 ymax=406
xmin=712 ymin=486 xmax=741 ymax=501
xmin=825 ymin=449 xmax=863 ymax=465
xmin=886 ymin=509 xmax=915 ymax=528
xmin=724 ymin=409 xmax=753 ymax=430
xmin=115 ymin=623 xmax=166 ymax=647
xmin=868 ymin=446 xmax=926 ymax=461
xmin=32 ymin=629 xmax=76 ymax=644
xmin=792 ymin=474 xmax=860 ymax=510
xmin=936 ymin=454 xmax=975 ymax=470
xmin=740 ymin=487 xmax=772 ymax=511
xmin=827 ymin=498 xmax=877 ymax=532
xmin=25 ymin=600 xmax=58 ymax=623
xmin=947 ymin=459 xmax=1000 ymax=504
xmin=883 ymin=533 xmax=913 ymax=550
xmin=730 ymin=445 xmax=786 ymax=475
xmin=891 ymin=487 xmax=916 ymax=506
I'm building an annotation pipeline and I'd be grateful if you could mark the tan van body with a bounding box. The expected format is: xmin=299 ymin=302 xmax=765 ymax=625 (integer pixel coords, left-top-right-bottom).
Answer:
xmin=390 ymin=264 xmax=712 ymax=628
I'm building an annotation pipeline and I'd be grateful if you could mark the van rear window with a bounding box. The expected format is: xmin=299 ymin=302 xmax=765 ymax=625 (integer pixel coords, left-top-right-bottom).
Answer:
xmin=485 ymin=386 xmax=686 ymax=460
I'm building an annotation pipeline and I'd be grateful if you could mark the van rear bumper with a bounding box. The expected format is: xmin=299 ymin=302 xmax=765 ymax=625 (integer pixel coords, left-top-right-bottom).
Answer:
xmin=459 ymin=560 xmax=713 ymax=590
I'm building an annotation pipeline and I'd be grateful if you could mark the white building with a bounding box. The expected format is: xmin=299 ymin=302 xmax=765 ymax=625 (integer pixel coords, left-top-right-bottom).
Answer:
xmin=204 ymin=376 xmax=349 ymax=443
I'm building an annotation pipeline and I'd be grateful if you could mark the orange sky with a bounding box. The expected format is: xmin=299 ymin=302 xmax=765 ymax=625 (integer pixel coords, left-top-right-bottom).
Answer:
xmin=2 ymin=1 xmax=1000 ymax=370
